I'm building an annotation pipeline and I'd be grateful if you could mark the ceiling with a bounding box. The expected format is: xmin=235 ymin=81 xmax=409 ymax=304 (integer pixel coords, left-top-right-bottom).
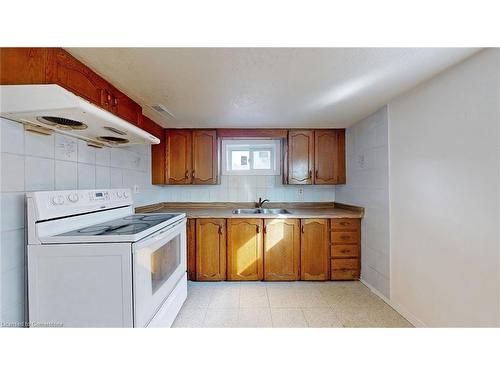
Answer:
xmin=67 ymin=48 xmax=480 ymax=128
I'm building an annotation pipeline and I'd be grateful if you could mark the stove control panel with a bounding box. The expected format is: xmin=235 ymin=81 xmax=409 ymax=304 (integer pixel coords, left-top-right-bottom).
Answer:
xmin=44 ymin=189 xmax=132 ymax=207
xmin=28 ymin=189 xmax=134 ymax=221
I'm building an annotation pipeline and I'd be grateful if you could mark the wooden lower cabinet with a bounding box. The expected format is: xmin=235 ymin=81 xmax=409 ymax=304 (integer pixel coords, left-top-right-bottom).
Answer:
xmin=263 ymin=219 xmax=300 ymax=281
xmin=195 ymin=219 xmax=226 ymax=281
xmin=185 ymin=216 xmax=361 ymax=282
xmin=300 ymin=219 xmax=330 ymax=280
xmin=227 ymin=219 xmax=263 ymax=281
xmin=330 ymin=218 xmax=361 ymax=280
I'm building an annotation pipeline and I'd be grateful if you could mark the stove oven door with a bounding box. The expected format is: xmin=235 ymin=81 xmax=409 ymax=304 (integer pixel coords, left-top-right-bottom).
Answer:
xmin=132 ymin=218 xmax=187 ymax=327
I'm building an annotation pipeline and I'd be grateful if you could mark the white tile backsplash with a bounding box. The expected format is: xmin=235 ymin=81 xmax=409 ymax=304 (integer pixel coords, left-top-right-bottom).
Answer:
xmin=25 ymin=156 xmax=55 ymax=191
xmin=54 ymin=134 xmax=78 ymax=162
xmin=1 ymin=153 xmax=25 ymax=192
xmin=25 ymin=131 xmax=55 ymax=158
xmin=77 ymin=139 xmax=96 ymax=164
xmin=0 ymin=120 xmax=24 ymax=155
xmin=77 ymin=163 xmax=96 ymax=189
xmin=55 ymin=160 xmax=78 ymax=190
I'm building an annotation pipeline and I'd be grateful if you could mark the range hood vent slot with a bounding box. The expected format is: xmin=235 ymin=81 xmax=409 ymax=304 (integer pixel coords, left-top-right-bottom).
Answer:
xmin=37 ymin=116 xmax=88 ymax=130
xmin=96 ymin=136 xmax=130 ymax=144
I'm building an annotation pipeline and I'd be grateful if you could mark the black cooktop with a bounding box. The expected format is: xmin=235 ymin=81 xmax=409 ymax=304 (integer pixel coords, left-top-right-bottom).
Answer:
xmin=56 ymin=214 xmax=181 ymax=236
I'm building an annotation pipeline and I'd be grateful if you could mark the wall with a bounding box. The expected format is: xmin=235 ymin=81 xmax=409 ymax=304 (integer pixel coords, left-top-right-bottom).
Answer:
xmin=388 ymin=49 xmax=500 ymax=327
xmin=335 ymin=107 xmax=390 ymax=298
xmin=0 ymin=117 xmax=164 ymax=325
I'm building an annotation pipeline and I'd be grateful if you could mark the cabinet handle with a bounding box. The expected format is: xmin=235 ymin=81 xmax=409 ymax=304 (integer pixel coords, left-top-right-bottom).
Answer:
xmin=301 ymin=225 xmax=305 ymax=233
xmin=315 ymin=170 xmax=319 ymax=179
xmin=218 ymin=226 xmax=223 ymax=235
xmin=340 ymin=235 xmax=350 ymax=240
xmin=341 ymin=249 xmax=349 ymax=254
xmin=192 ymin=170 xmax=195 ymax=179
xmin=263 ymin=225 xmax=267 ymax=234
xmin=308 ymin=170 xmax=312 ymax=179
xmin=256 ymin=226 xmax=260 ymax=234
xmin=185 ymin=170 xmax=190 ymax=179
xmin=113 ymin=97 xmax=118 ymax=107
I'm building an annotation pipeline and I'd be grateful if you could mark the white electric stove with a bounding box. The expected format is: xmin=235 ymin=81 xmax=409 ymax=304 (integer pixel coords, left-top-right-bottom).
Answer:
xmin=26 ymin=188 xmax=187 ymax=328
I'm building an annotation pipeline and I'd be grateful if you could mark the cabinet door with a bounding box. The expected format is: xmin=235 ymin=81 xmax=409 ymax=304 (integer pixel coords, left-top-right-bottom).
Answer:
xmin=166 ymin=130 xmax=192 ymax=184
xmin=300 ymin=219 xmax=330 ymax=280
xmin=196 ymin=219 xmax=226 ymax=281
xmin=264 ymin=219 xmax=300 ymax=281
xmin=110 ymin=90 xmax=141 ymax=126
xmin=227 ymin=219 xmax=263 ymax=281
xmin=287 ymin=130 xmax=314 ymax=184
xmin=46 ymin=48 xmax=107 ymax=107
xmin=314 ymin=129 xmax=345 ymax=184
xmin=192 ymin=130 xmax=218 ymax=185
xmin=187 ymin=219 xmax=196 ymax=281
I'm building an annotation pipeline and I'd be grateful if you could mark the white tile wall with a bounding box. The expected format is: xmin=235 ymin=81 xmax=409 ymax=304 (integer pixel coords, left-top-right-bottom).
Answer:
xmin=335 ymin=106 xmax=390 ymax=298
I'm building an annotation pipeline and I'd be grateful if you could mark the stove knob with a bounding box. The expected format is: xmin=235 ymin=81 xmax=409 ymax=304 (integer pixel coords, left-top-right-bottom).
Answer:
xmin=67 ymin=193 xmax=79 ymax=203
xmin=123 ymin=191 xmax=129 ymax=198
xmin=51 ymin=195 xmax=65 ymax=205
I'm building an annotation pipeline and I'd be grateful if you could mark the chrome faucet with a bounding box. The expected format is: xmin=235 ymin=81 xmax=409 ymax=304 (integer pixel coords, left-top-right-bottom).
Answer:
xmin=256 ymin=197 xmax=270 ymax=208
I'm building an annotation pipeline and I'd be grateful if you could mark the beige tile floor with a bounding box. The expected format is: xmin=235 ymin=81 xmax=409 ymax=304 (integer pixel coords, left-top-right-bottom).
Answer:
xmin=172 ymin=281 xmax=413 ymax=328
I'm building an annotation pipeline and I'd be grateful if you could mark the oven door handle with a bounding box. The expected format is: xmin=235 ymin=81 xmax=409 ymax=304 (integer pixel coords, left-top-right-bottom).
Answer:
xmin=135 ymin=219 xmax=186 ymax=249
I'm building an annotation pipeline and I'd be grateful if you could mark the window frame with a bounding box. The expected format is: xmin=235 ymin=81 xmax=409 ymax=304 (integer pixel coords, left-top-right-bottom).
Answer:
xmin=221 ymin=138 xmax=281 ymax=176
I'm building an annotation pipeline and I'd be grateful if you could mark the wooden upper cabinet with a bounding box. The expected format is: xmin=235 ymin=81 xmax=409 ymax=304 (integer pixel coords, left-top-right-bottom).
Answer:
xmin=196 ymin=219 xmax=226 ymax=281
xmin=263 ymin=219 xmax=300 ymax=281
xmin=287 ymin=130 xmax=314 ymax=184
xmin=1 ymin=48 xmax=142 ymax=127
xmin=314 ymin=129 xmax=346 ymax=184
xmin=0 ymin=48 xmax=47 ymax=84
xmin=166 ymin=130 xmax=193 ymax=184
xmin=227 ymin=219 xmax=263 ymax=281
xmin=192 ymin=130 xmax=218 ymax=184
xmin=109 ymin=89 xmax=141 ymax=126
xmin=46 ymin=48 xmax=108 ymax=107
xmin=300 ymin=219 xmax=330 ymax=280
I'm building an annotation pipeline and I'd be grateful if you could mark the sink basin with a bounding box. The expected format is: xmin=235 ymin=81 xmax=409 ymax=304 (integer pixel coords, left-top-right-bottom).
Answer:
xmin=232 ymin=208 xmax=291 ymax=215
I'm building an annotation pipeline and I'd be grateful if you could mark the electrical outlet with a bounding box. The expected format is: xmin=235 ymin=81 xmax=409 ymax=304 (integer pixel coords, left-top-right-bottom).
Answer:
xmin=298 ymin=187 xmax=304 ymax=195
xmin=133 ymin=185 xmax=139 ymax=193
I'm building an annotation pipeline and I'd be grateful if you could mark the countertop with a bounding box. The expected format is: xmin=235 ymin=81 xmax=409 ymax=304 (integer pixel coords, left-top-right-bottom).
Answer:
xmin=136 ymin=202 xmax=364 ymax=219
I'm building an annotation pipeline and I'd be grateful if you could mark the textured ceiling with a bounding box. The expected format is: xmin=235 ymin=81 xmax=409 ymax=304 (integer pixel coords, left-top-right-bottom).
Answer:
xmin=67 ymin=48 xmax=480 ymax=128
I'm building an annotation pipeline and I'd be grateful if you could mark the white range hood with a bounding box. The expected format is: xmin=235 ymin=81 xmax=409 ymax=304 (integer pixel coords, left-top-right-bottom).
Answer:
xmin=0 ymin=84 xmax=160 ymax=147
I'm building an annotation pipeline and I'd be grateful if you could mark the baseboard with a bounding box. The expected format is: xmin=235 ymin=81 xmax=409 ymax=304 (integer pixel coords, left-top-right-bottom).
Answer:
xmin=359 ymin=278 xmax=427 ymax=328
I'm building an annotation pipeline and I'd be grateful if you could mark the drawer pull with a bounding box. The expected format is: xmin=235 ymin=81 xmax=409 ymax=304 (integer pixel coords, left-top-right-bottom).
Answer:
xmin=340 ymin=249 xmax=349 ymax=253
xmin=340 ymin=235 xmax=350 ymax=240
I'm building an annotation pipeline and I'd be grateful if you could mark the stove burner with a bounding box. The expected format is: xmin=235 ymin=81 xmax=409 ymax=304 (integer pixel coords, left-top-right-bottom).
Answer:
xmin=78 ymin=225 xmax=112 ymax=234
xmin=111 ymin=223 xmax=149 ymax=234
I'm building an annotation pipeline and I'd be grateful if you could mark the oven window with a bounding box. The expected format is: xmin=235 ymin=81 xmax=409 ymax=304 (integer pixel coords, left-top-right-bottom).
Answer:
xmin=150 ymin=234 xmax=181 ymax=294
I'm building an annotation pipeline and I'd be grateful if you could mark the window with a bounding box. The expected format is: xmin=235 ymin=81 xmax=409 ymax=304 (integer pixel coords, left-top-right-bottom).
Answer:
xmin=222 ymin=139 xmax=281 ymax=175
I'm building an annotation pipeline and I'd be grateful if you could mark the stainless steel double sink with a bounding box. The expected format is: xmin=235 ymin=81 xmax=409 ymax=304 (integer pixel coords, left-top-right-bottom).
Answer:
xmin=232 ymin=208 xmax=291 ymax=215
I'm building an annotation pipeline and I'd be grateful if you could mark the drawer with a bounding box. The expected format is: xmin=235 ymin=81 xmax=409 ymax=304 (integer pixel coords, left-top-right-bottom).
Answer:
xmin=331 ymin=258 xmax=358 ymax=271
xmin=331 ymin=231 xmax=359 ymax=244
xmin=331 ymin=269 xmax=360 ymax=280
xmin=331 ymin=244 xmax=359 ymax=258
xmin=331 ymin=218 xmax=360 ymax=231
